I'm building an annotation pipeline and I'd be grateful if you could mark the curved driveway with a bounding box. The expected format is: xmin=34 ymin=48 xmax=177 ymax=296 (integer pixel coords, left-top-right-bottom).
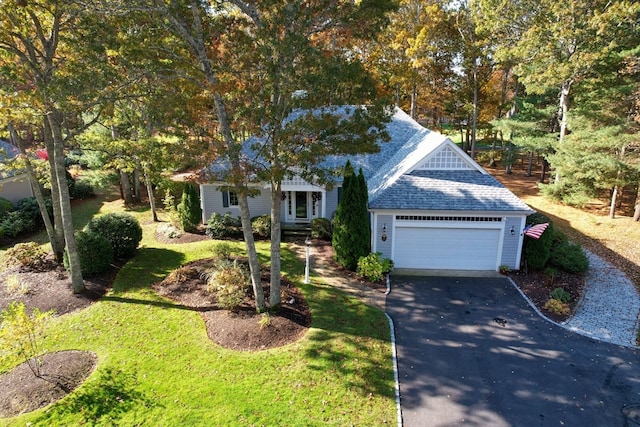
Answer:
xmin=386 ymin=275 xmax=640 ymax=427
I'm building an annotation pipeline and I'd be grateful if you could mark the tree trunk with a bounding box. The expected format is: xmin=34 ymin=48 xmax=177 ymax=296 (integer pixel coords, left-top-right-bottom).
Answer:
xmin=540 ymin=158 xmax=548 ymax=183
xmin=410 ymin=81 xmax=418 ymax=119
xmin=554 ymin=80 xmax=572 ymax=183
xmin=162 ymin=2 xmax=264 ymax=312
xmin=120 ymin=170 xmax=133 ymax=204
xmin=48 ymin=111 xmax=84 ymax=293
xmin=633 ymin=184 xmax=640 ymax=221
xmin=133 ymin=169 xmax=141 ymax=202
xmin=269 ymin=180 xmax=282 ymax=311
xmin=526 ymin=151 xmax=533 ymax=177
xmin=470 ymin=57 xmax=479 ymax=160
xmin=144 ymin=170 xmax=159 ymax=222
xmin=9 ymin=125 xmax=62 ymax=262
xmin=42 ymin=118 xmax=65 ymax=263
xmin=609 ymin=186 xmax=618 ymax=219
xmin=212 ymin=91 xmax=265 ymax=313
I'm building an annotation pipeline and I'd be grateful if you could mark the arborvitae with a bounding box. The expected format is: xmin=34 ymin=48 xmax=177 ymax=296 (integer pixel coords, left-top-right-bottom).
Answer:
xmin=177 ymin=184 xmax=202 ymax=233
xmin=332 ymin=162 xmax=370 ymax=270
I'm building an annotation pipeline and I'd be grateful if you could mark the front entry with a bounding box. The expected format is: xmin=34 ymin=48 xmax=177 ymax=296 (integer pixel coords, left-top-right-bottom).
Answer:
xmin=295 ymin=191 xmax=308 ymax=220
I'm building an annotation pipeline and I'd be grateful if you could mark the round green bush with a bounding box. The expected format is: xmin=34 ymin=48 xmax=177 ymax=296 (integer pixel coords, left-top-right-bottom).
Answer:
xmin=311 ymin=218 xmax=332 ymax=240
xmin=64 ymin=231 xmax=113 ymax=277
xmin=205 ymin=213 xmax=242 ymax=239
xmin=251 ymin=215 xmax=271 ymax=239
xmin=549 ymin=241 xmax=589 ymax=274
xmin=523 ymin=213 xmax=555 ymax=270
xmin=86 ymin=212 xmax=142 ymax=259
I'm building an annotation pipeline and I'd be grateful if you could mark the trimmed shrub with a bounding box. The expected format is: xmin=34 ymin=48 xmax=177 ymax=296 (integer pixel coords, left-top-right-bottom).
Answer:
xmin=177 ymin=184 xmax=202 ymax=232
xmin=549 ymin=241 xmax=589 ymax=274
xmin=205 ymin=213 xmax=242 ymax=239
xmin=205 ymin=260 xmax=248 ymax=310
xmin=15 ymin=197 xmax=53 ymax=229
xmin=523 ymin=212 xmax=555 ymax=270
xmin=356 ymin=252 xmax=393 ymax=282
xmin=544 ymin=298 xmax=570 ymax=316
xmin=64 ymin=231 xmax=113 ymax=277
xmin=70 ymin=180 xmax=95 ymax=199
xmin=251 ymin=215 xmax=271 ymax=239
xmin=2 ymin=242 xmax=47 ymax=270
xmin=0 ymin=211 xmax=36 ymax=238
xmin=311 ymin=217 xmax=332 ymax=240
xmin=0 ymin=197 xmax=14 ymax=216
xmin=86 ymin=212 xmax=142 ymax=259
xmin=212 ymin=242 xmax=238 ymax=259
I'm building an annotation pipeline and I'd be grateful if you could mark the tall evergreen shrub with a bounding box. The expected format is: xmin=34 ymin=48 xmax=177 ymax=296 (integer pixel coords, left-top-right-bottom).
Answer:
xmin=177 ymin=184 xmax=202 ymax=233
xmin=332 ymin=162 xmax=370 ymax=270
xmin=523 ymin=212 xmax=555 ymax=270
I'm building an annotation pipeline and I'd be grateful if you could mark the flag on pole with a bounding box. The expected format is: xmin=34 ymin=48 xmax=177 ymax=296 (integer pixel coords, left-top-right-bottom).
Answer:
xmin=523 ymin=223 xmax=549 ymax=239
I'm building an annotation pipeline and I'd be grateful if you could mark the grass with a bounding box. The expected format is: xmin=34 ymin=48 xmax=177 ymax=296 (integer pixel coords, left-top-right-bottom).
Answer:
xmin=0 ymin=194 xmax=396 ymax=426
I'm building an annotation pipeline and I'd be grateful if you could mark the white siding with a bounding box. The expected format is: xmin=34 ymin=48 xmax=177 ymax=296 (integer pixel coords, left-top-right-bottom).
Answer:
xmin=200 ymin=184 xmax=270 ymax=224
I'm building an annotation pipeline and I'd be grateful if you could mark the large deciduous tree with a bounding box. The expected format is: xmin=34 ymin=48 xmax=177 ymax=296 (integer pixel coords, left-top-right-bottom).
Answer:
xmin=0 ymin=1 xmax=122 ymax=293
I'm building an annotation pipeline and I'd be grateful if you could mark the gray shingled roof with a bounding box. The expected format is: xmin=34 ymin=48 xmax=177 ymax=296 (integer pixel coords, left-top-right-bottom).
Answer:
xmin=369 ymin=170 xmax=533 ymax=213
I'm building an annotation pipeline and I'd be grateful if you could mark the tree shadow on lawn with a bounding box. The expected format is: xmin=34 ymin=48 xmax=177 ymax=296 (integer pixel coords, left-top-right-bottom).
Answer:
xmin=302 ymin=285 xmax=394 ymax=400
xmin=35 ymin=366 xmax=157 ymax=426
xmin=112 ymin=247 xmax=186 ymax=293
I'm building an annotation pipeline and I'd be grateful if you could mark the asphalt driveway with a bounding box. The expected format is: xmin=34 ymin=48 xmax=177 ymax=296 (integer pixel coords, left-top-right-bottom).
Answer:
xmin=386 ymin=275 xmax=640 ymax=427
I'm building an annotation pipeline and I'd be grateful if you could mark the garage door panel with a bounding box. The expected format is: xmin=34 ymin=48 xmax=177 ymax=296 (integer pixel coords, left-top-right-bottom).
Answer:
xmin=394 ymin=227 xmax=500 ymax=270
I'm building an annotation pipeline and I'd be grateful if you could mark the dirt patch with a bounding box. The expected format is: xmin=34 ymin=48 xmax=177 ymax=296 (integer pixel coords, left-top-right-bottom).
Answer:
xmin=0 ymin=350 xmax=97 ymax=418
xmin=152 ymin=257 xmax=312 ymax=351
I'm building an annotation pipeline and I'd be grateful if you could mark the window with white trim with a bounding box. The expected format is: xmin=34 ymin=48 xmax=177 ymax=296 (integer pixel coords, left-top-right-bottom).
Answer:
xmin=223 ymin=190 xmax=239 ymax=207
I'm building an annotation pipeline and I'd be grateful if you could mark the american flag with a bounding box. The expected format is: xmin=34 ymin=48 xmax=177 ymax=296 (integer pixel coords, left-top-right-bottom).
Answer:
xmin=523 ymin=223 xmax=549 ymax=239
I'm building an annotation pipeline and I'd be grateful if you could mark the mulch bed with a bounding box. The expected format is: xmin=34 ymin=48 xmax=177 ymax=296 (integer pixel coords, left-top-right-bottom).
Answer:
xmin=508 ymin=269 xmax=585 ymax=323
xmin=152 ymin=257 xmax=311 ymax=352
xmin=0 ymin=351 xmax=97 ymax=418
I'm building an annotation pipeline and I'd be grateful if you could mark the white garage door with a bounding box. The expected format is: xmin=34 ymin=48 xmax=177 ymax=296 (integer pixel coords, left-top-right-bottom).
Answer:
xmin=394 ymin=227 xmax=501 ymax=270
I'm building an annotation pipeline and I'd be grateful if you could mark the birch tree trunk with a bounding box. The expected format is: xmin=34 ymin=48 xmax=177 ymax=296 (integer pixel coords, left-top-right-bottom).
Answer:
xmin=470 ymin=57 xmax=479 ymax=160
xmin=9 ymin=125 xmax=61 ymax=262
xmin=160 ymin=0 xmax=265 ymax=311
xmin=554 ymin=80 xmax=572 ymax=183
xmin=269 ymin=180 xmax=282 ymax=311
xmin=48 ymin=111 xmax=84 ymax=293
xmin=42 ymin=118 xmax=65 ymax=263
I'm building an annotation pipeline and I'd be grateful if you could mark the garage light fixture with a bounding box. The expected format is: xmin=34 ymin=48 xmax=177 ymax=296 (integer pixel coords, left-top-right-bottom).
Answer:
xmin=381 ymin=224 xmax=387 ymax=242
xmin=510 ymin=226 xmax=515 ymax=236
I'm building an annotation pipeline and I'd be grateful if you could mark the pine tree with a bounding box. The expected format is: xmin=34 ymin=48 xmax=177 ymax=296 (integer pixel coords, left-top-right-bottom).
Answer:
xmin=332 ymin=162 xmax=371 ymax=270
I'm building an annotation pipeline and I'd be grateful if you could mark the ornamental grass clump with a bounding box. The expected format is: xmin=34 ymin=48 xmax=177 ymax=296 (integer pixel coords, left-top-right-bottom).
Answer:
xmin=206 ymin=260 xmax=249 ymax=311
xmin=544 ymin=286 xmax=571 ymax=316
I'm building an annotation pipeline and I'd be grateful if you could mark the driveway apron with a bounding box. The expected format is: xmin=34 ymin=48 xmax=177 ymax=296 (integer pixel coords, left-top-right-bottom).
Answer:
xmin=386 ymin=275 xmax=640 ymax=427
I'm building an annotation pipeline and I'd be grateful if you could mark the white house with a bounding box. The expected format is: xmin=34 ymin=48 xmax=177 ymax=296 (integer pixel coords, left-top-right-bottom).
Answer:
xmin=0 ymin=139 xmax=33 ymax=204
xmin=199 ymin=108 xmax=533 ymax=272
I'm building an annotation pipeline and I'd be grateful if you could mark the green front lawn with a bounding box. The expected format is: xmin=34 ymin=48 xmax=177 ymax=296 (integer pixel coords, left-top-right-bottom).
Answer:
xmin=1 ymin=197 xmax=396 ymax=426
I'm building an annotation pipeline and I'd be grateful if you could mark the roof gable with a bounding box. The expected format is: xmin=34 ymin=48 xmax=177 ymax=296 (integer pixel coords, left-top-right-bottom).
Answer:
xmin=412 ymin=144 xmax=480 ymax=172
